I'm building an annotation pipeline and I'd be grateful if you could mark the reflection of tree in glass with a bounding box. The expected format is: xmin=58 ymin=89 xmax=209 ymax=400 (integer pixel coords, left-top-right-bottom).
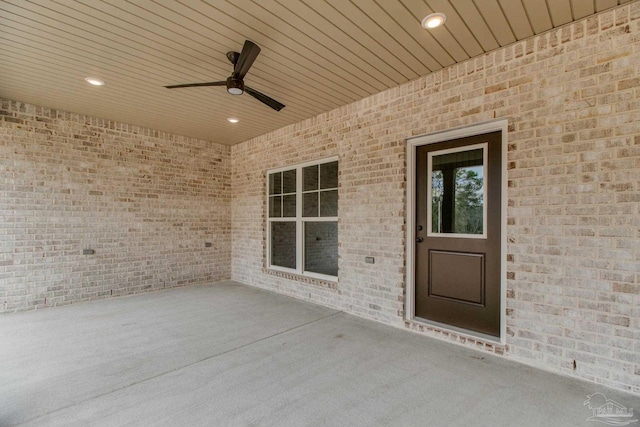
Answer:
xmin=431 ymin=170 xmax=443 ymax=233
xmin=454 ymin=167 xmax=483 ymax=234
xmin=431 ymin=167 xmax=483 ymax=234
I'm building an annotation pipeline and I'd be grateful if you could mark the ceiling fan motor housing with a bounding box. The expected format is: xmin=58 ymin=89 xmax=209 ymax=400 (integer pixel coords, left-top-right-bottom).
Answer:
xmin=226 ymin=76 xmax=244 ymax=95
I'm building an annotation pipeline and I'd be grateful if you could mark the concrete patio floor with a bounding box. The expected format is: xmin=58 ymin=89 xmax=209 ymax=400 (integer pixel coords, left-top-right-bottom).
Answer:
xmin=1 ymin=280 xmax=638 ymax=426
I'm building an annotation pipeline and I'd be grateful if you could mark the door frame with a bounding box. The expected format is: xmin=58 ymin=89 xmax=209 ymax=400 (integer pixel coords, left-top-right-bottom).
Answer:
xmin=406 ymin=119 xmax=508 ymax=344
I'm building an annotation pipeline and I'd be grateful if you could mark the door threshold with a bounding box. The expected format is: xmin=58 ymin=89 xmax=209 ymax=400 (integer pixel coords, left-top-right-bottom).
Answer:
xmin=410 ymin=316 xmax=504 ymax=346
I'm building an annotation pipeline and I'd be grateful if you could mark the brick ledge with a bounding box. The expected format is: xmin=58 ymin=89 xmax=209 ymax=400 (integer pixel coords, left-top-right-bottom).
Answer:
xmin=262 ymin=268 xmax=338 ymax=290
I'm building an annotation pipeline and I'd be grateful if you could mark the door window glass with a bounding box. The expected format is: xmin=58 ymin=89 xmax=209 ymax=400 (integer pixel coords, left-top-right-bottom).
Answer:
xmin=428 ymin=145 xmax=486 ymax=237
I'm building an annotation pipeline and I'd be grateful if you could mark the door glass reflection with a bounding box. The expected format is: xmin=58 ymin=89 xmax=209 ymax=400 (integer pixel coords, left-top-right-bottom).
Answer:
xmin=431 ymin=148 xmax=484 ymax=235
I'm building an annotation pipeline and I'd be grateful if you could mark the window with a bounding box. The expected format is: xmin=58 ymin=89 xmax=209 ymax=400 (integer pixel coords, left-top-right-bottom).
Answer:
xmin=427 ymin=144 xmax=487 ymax=239
xmin=268 ymin=158 xmax=338 ymax=280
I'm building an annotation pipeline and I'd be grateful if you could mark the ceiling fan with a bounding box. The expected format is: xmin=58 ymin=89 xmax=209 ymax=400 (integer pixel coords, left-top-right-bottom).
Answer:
xmin=165 ymin=40 xmax=285 ymax=112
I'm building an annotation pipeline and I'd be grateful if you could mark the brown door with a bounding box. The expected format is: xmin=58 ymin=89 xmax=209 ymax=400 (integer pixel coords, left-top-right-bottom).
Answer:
xmin=415 ymin=131 xmax=502 ymax=337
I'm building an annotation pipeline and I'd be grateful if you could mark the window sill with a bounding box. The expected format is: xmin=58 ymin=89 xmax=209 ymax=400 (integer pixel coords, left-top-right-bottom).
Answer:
xmin=263 ymin=268 xmax=338 ymax=290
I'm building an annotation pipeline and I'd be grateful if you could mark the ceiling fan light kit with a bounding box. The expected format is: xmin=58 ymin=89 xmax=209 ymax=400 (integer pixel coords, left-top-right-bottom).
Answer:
xmin=226 ymin=77 xmax=244 ymax=95
xmin=165 ymin=40 xmax=285 ymax=111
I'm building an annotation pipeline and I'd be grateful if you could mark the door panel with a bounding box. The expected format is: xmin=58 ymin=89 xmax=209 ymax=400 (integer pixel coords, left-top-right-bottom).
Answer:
xmin=429 ymin=250 xmax=485 ymax=305
xmin=415 ymin=131 xmax=502 ymax=337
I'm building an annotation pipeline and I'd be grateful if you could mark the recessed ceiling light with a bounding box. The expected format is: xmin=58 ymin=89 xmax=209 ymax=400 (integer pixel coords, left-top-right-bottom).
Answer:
xmin=422 ymin=12 xmax=446 ymax=29
xmin=227 ymin=118 xmax=239 ymax=123
xmin=84 ymin=77 xmax=105 ymax=86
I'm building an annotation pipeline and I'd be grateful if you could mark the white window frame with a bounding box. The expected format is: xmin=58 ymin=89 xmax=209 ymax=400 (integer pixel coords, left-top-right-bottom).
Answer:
xmin=267 ymin=156 xmax=339 ymax=281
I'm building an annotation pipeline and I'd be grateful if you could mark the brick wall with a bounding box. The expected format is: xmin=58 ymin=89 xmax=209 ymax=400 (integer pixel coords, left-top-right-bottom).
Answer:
xmin=1 ymin=2 xmax=637 ymax=396
xmin=232 ymin=3 xmax=640 ymax=393
xmin=0 ymin=100 xmax=231 ymax=312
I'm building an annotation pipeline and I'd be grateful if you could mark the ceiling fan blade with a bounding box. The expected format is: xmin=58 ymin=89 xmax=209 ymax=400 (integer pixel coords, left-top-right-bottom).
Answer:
xmin=245 ymin=86 xmax=285 ymax=112
xmin=165 ymin=81 xmax=226 ymax=89
xmin=234 ymin=40 xmax=261 ymax=79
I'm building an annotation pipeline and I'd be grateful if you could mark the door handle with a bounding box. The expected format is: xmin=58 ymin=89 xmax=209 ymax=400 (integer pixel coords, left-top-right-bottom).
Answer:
xmin=416 ymin=237 xmax=424 ymax=243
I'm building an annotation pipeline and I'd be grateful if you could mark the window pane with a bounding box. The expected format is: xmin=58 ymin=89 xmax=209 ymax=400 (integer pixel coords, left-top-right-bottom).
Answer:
xmin=454 ymin=165 xmax=484 ymax=234
xmin=431 ymin=148 xmax=484 ymax=235
xmin=282 ymin=169 xmax=296 ymax=194
xmin=303 ymin=165 xmax=319 ymax=191
xmin=271 ymin=222 xmax=296 ymax=269
xmin=320 ymin=161 xmax=338 ymax=189
xmin=304 ymin=221 xmax=338 ymax=276
xmin=269 ymin=196 xmax=281 ymax=218
xmin=303 ymin=192 xmax=318 ymax=217
xmin=320 ymin=190 xmax=338 ymax=217
xmin=431 ymin=170 xmax=443 ymax=233
xmin=269 ymin=172 xmax=282 ymax=195
xmin=283 ymin=195 xmax=296 ymax=217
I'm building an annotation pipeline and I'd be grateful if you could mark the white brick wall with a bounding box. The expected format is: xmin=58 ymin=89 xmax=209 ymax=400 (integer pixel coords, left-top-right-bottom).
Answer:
xmin=232 ymin=3 xmax=640 ymax=393
xmin=0 ymin=100 xmax=231 ymax=312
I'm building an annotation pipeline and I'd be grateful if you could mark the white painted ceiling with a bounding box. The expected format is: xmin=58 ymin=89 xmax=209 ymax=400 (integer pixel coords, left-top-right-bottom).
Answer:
xmin=0 ymin=0 xmax=634 ymax=145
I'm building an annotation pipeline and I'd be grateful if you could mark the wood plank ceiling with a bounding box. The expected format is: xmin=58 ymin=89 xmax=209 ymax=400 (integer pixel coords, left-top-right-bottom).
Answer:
xmin=0 ymin=0 xmax=634 ymax=145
